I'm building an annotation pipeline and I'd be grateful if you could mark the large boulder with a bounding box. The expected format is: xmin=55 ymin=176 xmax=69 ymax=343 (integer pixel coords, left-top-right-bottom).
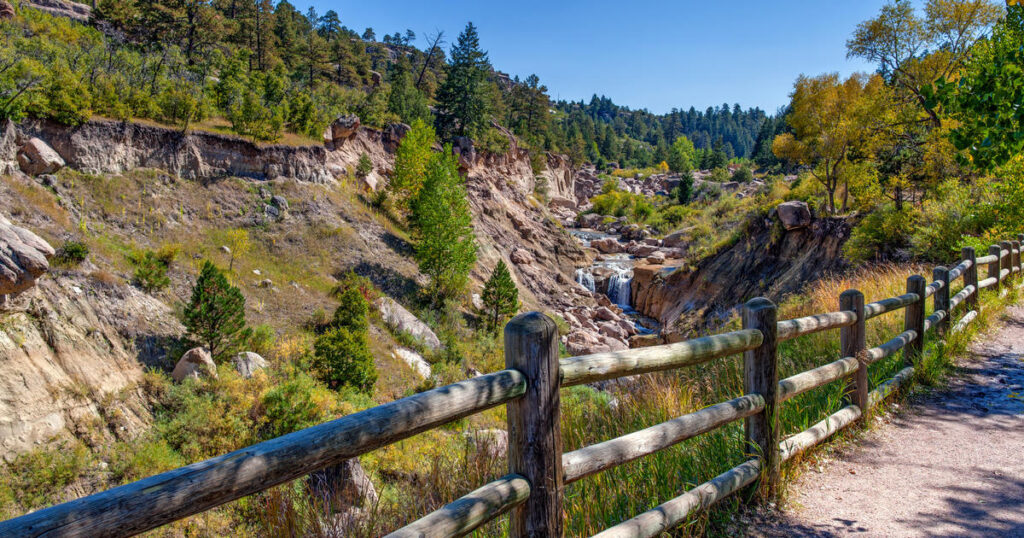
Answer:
xmin=577 ymin=213 xmax=605 ymax=229
xmin=0 ymin=214 xmax=55 ymax=297
xmin=393 ymin=347 xmax=431 ymax=379
xmin=324 ymin=114 xmax=360 ymax=144
xmin=233 ymin=352 xmax=267 ymax=379
xmin=307 ymin=458 xmax=378 ymax=512
xmin=376 ymin=296 xmax=442 ymax=350
xmin=662 ymin=230 xmax=687 ymax=248
xmin=383 ymin=122 xmax=411 ymax=152
xmin=646 ymin=251 xmax=666 ymax=265
xmin=591 ymin=238 xmax=623 ymax=254
xmin=17 ymin=138 xmax=64 ymax=176
xmin=776 ymin=201 xmax=812 ymax=230
xmin=510 ymin=248 xmax=534 ymax=265
xmin=171 ymin=347 xmax=217 ymax=382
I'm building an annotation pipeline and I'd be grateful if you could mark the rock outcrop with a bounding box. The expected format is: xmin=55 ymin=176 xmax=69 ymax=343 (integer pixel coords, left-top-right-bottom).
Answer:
xmin=17 ymin=137 xmax=64 ymax=176
xmin=376 ymin=297 xmax=442 ymax=350
xmin=0 ymin=275 xmax=183 ymax=460
xmin=632 ymin=217 xmax=852 ymax=337
xmin=233 ymin=352 xmax=268 ymax=379
xmin=776 ymin=201 xmax=812 ymax=230
xmin=0 ymin=214 xmax=55 ymax=298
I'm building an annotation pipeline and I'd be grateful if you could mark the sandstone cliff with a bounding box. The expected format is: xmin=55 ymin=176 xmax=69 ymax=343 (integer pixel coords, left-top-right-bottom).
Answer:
xmin=0 ymin=274 xmax=183 ymax=460
xmin=632 ymin=215 xmax=852 ymax=337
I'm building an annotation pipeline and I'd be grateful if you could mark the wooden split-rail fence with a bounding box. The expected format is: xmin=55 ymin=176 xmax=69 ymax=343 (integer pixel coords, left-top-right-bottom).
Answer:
xmin=2 ymin=236 xmax=1024 ymax=537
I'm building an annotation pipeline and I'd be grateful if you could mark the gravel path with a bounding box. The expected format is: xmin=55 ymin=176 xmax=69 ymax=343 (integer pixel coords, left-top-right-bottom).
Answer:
xmin=754 ymin=304 xmax=1024 ymax=537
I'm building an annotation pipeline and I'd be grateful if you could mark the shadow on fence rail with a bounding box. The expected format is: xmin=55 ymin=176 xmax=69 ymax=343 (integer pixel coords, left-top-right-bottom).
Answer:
xmin=2 ymin=236 xmax=1023 ymax=537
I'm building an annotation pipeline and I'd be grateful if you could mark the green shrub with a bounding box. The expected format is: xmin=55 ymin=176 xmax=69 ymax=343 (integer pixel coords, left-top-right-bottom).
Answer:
xmin=332 ymin=287 xmax=369 ymax=333
xmin=844 ymin=205 xmax=919 ymax=263
xmin=130 ymin=250 xmax=173 ymax=292
xmin=356 ymin=153 xmax=373 ymax=177
xmin=247 ymin=324 xmax=276 ymax=356
xmin=261 ymin=373 xmax=335 ymax=439
xmin=312 ymin=327 xmax=377 ymax=394
xmin=54 ymin=240 xmax=89 ymax=267
xmin=154 ymin=378 xmax=254 ymax=460
xmin=732 ymin=166 xmax=753 ymax=183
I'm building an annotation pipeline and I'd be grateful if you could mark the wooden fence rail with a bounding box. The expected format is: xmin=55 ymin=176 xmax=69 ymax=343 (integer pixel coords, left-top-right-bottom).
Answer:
xmin=1 ymin=238 xmax=1022 ymax=538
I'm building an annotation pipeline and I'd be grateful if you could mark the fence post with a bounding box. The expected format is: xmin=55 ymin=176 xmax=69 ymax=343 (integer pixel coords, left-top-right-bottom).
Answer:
xmin=840 ymin=290 xmax=867 ymax=410
xmin=1001 ymin=241 xmax=1013 ymax=286
xmin=505 ymin=312 xmax=563 ymax=538
xmin=963 ymin=247 xmax=978 ymax=312
xmin=933 ymin=266 xmax=950 ymax=335
xmin=904 ymin=276 xmax=926 ymax=366
xmin=1014 ymin=240 xmax=1022 ymax=277
xmin=989 ymin=245 xmax=1001 ymax=294
xmin=742 ymin=298 xmax=779 ymax=499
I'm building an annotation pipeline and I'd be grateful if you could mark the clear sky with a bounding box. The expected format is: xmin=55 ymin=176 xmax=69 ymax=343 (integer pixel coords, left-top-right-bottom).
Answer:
xmin=301 ymin=0 xmax=901 ymax=114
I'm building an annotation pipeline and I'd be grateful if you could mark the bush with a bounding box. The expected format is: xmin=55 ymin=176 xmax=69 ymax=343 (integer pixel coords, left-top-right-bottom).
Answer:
xmin=312 ymin=327 xmax=377 ymax=394
xmin=261 ymin=373 xmax=336 ymax=439
xmin=130 ymin=250 xmax=173 ymax=292
xmin=54 ymin=240 xmax=89 ymax=267
xmin=356 ymin=153 xmax=373 ymax=177
xmin=709 ymin=167 xmax=730 ymax=182
xmin=732 ymin=166 xmax=754 ymax=183
xmin=844 ymin=204 xmax=918 ymax=263
xmin=332 ymin=286 xmax=369 ymax=333
xmin=247 ymin=324 xmax=276 ymax=356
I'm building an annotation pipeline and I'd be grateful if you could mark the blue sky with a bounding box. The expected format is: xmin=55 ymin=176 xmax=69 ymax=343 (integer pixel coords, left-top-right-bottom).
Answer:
xmin=302 ymin=1 xmax=900 ymax=114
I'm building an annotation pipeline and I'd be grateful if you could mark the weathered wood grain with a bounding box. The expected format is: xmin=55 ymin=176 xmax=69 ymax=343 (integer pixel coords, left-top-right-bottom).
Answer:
xmin=779 ymin=405 xmax=862 ymax=462
xmin=505 ymin=312 xmax=563 ymax=538
xmin=933 ymin=266 xmax=951 ymax=334
xmin=778 ymin=356 xmax=860 ymax=402
xmin=864 ymin=293 xmax=918 ymax=320
xmin=976 ymin=254 xmax=998 ymax=264
xmin=963 ymin=247 xmax=979 ymax=312
xmin=776 ymin=311 xmax=857 ymax=341
xmin=865 ymin=329 xmax=917 ymax=364
xmin=924 ymin=309 xmax=947 ymax=333
xmin=841 ymin=290 xmax=868 ymax=411
xmin=950 ymin=284 xmax=975 ymax=311
xmin=866 ymin=366 xmax=915 ymax=409
xmin=743 ymin=298 xmax=779 ymax=499
xmin=559 ymin=330 xmax=762 ymax=387
xmin=989 ymin=245 xmax=1002 ymax=293
xmin=979 ymin=276 xmax=998 ymax=289
xmin=904 ymin=275 xmax=926 ymax=366
xmin=0 ymin=370 xmax=527 ymax=538
xmin=385 ymin=475 xmax=530 ymax=538
xmin=562 ymin=394 xmax=764 ymax=484
xmin=590 ymin=459 xmax=762 ymax=538
xmin=953 ymin=310 xmax=978 ymax=334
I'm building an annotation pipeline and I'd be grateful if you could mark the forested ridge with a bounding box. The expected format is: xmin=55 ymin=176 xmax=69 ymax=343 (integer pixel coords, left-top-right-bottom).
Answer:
xmin=0 ymin=0 xmax=768 ymax=167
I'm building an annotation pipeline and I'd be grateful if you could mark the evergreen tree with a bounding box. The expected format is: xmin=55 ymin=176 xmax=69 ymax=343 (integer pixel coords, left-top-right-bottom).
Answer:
xmin=410 ymin=146 xmax=478 ymax=302
xmin=313 ymin=326 xmax=376 ymax=394
xmin=434 ymin=22 xmax=491 ymax=139
xmin=389 ymin=118 xmax=435 ymax=210
xmin=332 ymin=286 xmax=369 ymax=334
xmin=183 ymin=261 xmax=250 ymax=362
xmin=481 ymin=260 xmax=519 ymax=332
xmin=386 ymin=57 xmax=430 ymax=124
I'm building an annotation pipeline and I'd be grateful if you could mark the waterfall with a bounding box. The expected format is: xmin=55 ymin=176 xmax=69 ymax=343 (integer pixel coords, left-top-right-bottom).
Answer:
xmin=606 ymin=268 xmax=633 ymax=308
xmin=575 ymin=268 xmax=595 ymax=292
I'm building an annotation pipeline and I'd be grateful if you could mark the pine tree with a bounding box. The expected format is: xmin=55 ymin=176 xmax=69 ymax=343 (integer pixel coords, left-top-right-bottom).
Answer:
xmin=410 ymin=146 xmax=477 ymax=303
xmin=386 ymin=57 xmax=430 ymax=124
xmin=481 ymin=260 xmax=519 ymax=332
xmin=389 ymin=118 xmax=435 ymax=210
xmin=434 ymin=22 xmax=491 ymax=139
xmin=667 ymin=135 xmax=696 ymax=173
xmin=183 ymin=261 xmax=250 ymax=362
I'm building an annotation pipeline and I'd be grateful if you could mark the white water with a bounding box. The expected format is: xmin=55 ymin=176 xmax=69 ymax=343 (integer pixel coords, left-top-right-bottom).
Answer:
xmin=606 ymin=268 xmax=633 ymax=307
xmin=575 ymin=268 xmax=595 ymax=292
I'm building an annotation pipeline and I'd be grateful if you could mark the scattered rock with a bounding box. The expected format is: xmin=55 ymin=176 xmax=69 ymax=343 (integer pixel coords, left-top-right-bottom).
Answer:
xmin=548 ymin=196 xmax=577 ymax=210
xmin=376 ymin=296 xmax=442 ymax=350
xmin=599 ymin=321 xmax=627 ymax=340
xmin=471 ymin=293 xmax=484 ymax=311
xmin=776 ymin=201 xmax=812 ymax=230
xmin=257 ymin=279 xmax=273 ymax=288
xmin=220 ymin=245 xmax=231 ymax=254
xmin=325 ymin=114 xmax=360 ymax=144
xmin=17 ymin=137 xmax=64 ymax=176
xmin=307 ymin=458 xmax=378 ymax=512
xmin=577 ymin=213 xmax=605 ymax=229
xmin=0 ymin=214 xmax=55 ymax=296
xmin=393 ymin=347 xmax=431 ymax=379
xmin=591 ymin=237 xmax=623 ymax=254
xmin=464 ymin=428 xmax=508 ymax=460
xmin=510 ymin=248 xmax=534 ymax=265
xmin=270 ymin=195 xmax=289 ymax=211
xmin=630 ymin=334 xmax=664 ymax=348
xmin=595 ymin=306 xmax=617 ymax=321
xmin=171 ymin=347 xmax=217 ymax=382
xmin=264 ymin=204 xmax=280 ymax=219
xmin=646 ymin=251 xmax=666 ymax=265
xmin=233 ymin=352 xmax=267 ymax=379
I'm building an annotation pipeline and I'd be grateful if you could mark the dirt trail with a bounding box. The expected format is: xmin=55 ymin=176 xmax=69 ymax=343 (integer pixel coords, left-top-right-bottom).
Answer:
xmin=755 ymin=304 xmax=1024 ymax=537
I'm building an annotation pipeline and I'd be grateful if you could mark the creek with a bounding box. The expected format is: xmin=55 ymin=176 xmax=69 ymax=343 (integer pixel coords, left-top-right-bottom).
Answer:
xmin=570 ymin=228 xmax=660 ymax=335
